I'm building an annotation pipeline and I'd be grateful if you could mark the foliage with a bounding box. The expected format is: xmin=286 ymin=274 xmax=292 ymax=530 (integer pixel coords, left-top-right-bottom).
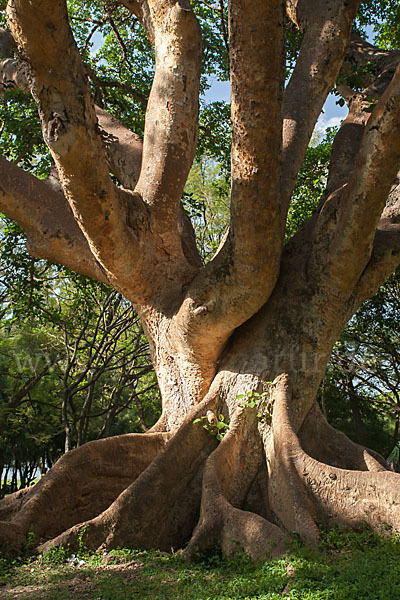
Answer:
xmin=0 ymin=216 xmax=160 ymax=496
xmin=286 ymin=128 xmax=336 ymax=240
xmin=356 ymin=0 xmax=400 ymax=44
xmin=197 ymin=101 xmax=231 ymax=175
xmin=1 ymin=527 xmax=400 ymax=598
xmin=321 ymin=268 xmax=400 ymax=461
xmin=237 ymin=390 xmax=273 ymax=424
xmin=0 ymin=90 xmax=50 ymax=178
xmin=374 ymin=4 xmax=400 ymax=50
xmin=183 ymin=157 xmax=230 ymax=260
xmin=193 ymin=411 xmax=229 ymax=441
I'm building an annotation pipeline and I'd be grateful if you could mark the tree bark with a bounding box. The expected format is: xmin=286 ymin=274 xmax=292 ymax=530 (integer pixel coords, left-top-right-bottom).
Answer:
xmin=1 ymin=0 xmax=400 ymax=560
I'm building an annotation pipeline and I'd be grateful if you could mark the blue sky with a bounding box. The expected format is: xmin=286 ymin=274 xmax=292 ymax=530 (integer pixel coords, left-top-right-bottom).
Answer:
xmin=202 ymin=78 xmax=348 ymax=136
xmin=201 ymin=25 xmax=377 ymax=135
xmin=93 ymin=23 xmax=377 ymax=136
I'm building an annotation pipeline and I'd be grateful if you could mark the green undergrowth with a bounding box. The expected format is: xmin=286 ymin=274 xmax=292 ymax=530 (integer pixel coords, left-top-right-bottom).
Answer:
xmin=1 ymin=526 xmax=400 ymax=599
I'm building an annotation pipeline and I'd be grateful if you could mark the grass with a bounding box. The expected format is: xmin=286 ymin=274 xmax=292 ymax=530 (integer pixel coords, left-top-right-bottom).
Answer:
xmin=1 ymin=526 xmax=400 ymax=599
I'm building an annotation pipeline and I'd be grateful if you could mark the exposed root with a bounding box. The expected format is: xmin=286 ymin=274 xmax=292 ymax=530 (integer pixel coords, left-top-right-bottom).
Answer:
xmin=242 ymin=460 xmax=271 ymax=520
xmin=265 ymin=375 xmax=321 ymax=546
xmin=184 ymin=404 xmax=289 ymax=560
xmin=267 ymin=375 xmax=400 ymax=539
xmin=0 ymin=521 xmax=26 ymax=555
xmin=298 ymin=452 xmax=400 ymax=533
xmin=298 ymin=403 xmax=387 ymax=471
xmin=0 ymin=432 xmax=170 ymax=553
xmin=0 ymin=487 xmax=31 ymax=522
xmin=39 ymin=392 xmax=221 ymax=554
xmin=4 ymin=372 xmax=400 ymax=561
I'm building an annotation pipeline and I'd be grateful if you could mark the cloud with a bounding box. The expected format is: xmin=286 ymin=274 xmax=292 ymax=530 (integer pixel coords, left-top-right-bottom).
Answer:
xmin=315 ymin=114 xmax=345 ymax=135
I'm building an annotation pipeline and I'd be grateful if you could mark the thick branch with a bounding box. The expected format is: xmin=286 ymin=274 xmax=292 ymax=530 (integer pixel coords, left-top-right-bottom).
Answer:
xmin=0 ymin=29 xmax=200 ymax=309
xmin=327 ymin=35 xmax=400 ymax=195
xmin=119 ymin=0 xmax=155 ymax=42
xmin=0 ymin=49 xmax=148 ymax=284
xmin=341 ymin=33 xmax=400 ymax=95
xmin=6 ymin=0 xmax=144 ymax=288
xmin=172 ymin=0 xmax=285 ymax=358
xmin=226 ymin=0 xmax=284 ymax=311
xmin=352 ymin=216 xmax=400 ymax=309
xmin=0 ymin=52 xmax=143 ymax=191
xmin=0 ymin=57 xmax=29 ymax=92
xmin=0 ymin=157 xmax=109 ymax=284
xmin=305 ymin=39 xmax=400 ymax=308
xmin=132 ymin=1 xmax=201 ymax=229
xmin=99 ymin=0 xmax=205 ymax=306
xmin=324 ymin=93 xmax=370 ymax=196
xmin=314 ymin=64 xmax=400 ymax=293
xmin=282 ymin=0 xmax=360 ymax=222
xmin=0 ymin=27 xmax=16 ymax=57
xmin=96 ymin=106 xmax=143 ymax=190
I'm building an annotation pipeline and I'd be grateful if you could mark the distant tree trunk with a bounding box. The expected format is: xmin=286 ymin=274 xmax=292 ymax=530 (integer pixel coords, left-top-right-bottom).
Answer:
xmin=346 ymin=375 xmax=366 ymax=446
xmin=392 ymin=414 xmax=400 ymax=454
xmin=62 ymin=393 xmax=73 ymax=453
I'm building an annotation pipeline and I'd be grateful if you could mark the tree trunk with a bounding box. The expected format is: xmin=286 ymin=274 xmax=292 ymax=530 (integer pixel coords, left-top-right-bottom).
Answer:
xmin=2 ymin=232 xmax=399 ymax=558
xmin=1 ymin=0 xmax=400 ymax=561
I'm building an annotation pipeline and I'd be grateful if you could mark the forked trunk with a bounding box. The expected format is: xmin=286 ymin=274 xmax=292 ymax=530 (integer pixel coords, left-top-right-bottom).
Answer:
xmin=1 ymin=0 xmax=400 ymax=562
xmin=2 ymin=236 xmax=398 ymax=559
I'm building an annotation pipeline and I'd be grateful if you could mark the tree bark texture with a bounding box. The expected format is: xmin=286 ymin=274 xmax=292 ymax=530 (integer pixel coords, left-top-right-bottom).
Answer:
xmin=1 ymin=0 xmax=400 ymax=559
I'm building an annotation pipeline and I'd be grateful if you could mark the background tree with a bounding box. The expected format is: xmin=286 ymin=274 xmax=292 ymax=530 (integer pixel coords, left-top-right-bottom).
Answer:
xmin=0 ymin=0 xmax=400 ymax=561
xmin=0 ymin=220 xmax=159 ymax=496
xmin=322 ymin=268 xmax=400 ymax=461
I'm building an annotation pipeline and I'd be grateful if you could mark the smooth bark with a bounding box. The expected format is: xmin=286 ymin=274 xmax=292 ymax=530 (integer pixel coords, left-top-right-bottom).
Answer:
xmin=1 ymin=0 xmax=400 ymax=558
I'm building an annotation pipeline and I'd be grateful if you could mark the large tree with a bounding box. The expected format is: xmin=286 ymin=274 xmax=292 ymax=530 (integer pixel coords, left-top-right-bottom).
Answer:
xmin=1 ymin=0 xmax=400 ymax=559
